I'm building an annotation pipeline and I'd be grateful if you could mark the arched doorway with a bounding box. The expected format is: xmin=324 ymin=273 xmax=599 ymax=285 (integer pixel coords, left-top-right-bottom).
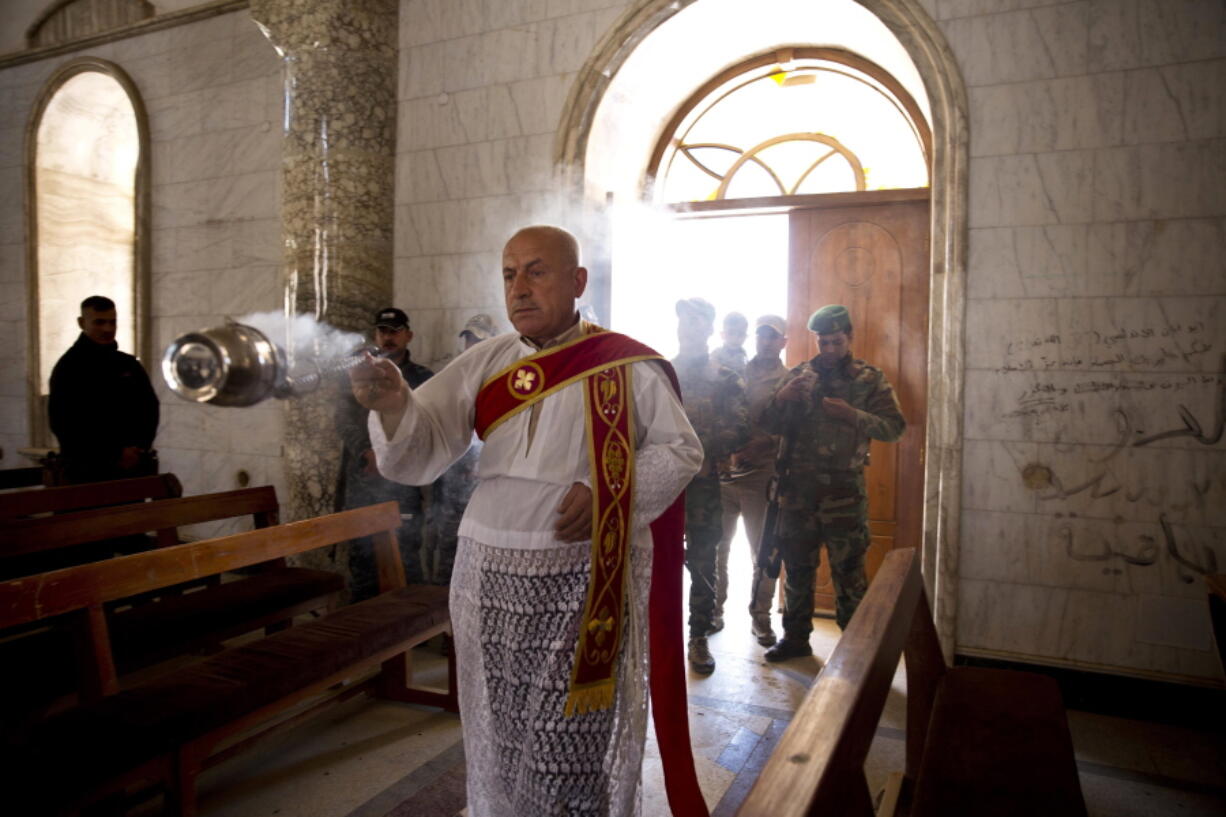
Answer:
xmin=556 ymin=0 xmax=969 ymax=655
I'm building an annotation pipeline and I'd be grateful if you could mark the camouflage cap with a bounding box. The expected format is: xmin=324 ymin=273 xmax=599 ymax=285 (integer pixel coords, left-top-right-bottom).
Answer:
xmin=807 ymin=304 xmax=852 ymax=335
xmin=675 ymin=297 xmax=716 ymax=324
xmin=755 ymin=314 xmax=787 ymax=336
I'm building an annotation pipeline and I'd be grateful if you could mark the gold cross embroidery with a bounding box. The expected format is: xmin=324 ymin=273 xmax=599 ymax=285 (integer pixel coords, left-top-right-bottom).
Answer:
xmin=514 ymin=368 xmax=536 ymax=391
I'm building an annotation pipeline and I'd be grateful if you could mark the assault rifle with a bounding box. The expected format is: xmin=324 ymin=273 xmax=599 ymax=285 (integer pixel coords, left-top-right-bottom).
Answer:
xmin=756 ymin=370 xmax=815 ymax=579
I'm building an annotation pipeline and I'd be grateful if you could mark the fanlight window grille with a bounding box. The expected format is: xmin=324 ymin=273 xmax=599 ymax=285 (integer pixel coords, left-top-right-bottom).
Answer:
xmin=655 ymin=57 xmax=929 ymax=203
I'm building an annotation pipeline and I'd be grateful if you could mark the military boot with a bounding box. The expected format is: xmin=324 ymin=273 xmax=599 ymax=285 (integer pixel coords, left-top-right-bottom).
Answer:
xmin=687 ymin=637 xmax=716 ymax=674
xmin=751 ymin=616 xmax=777 ymax=647
xmin=764 ymin=636 xmax=812 ymax=662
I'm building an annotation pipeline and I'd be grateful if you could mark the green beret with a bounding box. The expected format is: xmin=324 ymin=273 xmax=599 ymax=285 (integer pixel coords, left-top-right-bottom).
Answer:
xmin=675 ymin=297 xmax=716 ymax=324
xmin=808 ymin=304 xmax=852 ymax=334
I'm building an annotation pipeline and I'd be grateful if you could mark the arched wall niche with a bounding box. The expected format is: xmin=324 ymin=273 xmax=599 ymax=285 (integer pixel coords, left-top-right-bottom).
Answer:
xmin=24 ymin=56 xmax=152 ymax=448
xmin=555 ymin=0 xmax=968 ymax=658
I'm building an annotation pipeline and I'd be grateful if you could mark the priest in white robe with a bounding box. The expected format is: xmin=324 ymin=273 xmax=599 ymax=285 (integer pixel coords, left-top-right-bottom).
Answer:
xmin=350 ymin=225 xmax=710 ymax=817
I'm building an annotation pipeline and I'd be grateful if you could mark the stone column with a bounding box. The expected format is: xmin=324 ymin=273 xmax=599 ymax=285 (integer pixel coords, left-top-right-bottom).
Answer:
xmin=250 ymin=0 xmax=397 ymax=525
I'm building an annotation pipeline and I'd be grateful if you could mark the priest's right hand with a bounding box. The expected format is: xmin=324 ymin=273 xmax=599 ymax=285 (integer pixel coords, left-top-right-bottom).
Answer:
xmin=349 ymin=353 xmax=409 ymax=415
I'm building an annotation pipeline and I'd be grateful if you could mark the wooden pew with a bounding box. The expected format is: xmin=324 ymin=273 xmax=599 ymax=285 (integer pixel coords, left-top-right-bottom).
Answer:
xmin=0 ymin=472 xmax=183 ymax=521
xmin=736 ymin=548 xmax=1086 ymax=817
xmin=0 ymin=501 xmax=453 ymax=817
xmin=0 ymin=486 xmax=343 ymax=718
xmin=0 ymin=466 xmax=46 ymax=491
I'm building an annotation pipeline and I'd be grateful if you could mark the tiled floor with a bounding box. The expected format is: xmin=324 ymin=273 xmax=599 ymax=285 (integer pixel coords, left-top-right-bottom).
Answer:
xmin=179 ymin=541 xmax=1226 ymax=817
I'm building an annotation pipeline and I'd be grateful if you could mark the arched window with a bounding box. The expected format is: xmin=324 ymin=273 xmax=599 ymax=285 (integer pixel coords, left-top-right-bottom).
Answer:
xmin=26 ymin=58 xmax=149 ymax=447
xmin=650 ymin=48 xmax=930 ymax=204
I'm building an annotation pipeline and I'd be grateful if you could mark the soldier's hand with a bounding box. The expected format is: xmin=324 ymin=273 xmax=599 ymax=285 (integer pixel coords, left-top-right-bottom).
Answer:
xmin=349 ymin=353 xmax=409 ymax=415
xmin=361 ymin=448 xmax=379 ymax=476
xmin=821 ymin=397 xmax=857 ymax=424
xmin=777 ymin=369 xmax=816 ymax=403
xmin=555 ymin=482 xmax=593 ymax=543
xmin=118 ymin=446 xmax=142 ymax=470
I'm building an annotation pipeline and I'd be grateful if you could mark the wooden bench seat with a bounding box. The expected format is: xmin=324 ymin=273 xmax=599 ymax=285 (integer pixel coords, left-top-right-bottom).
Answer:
xmin=736 ymin=548 xmax=1086 ymax=817
xmin=0 ymin=502 xmax=454 ymax=817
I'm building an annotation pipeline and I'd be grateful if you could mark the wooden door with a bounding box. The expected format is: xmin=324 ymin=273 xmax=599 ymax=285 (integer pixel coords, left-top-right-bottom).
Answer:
xmin=787 ymin=194 xmax=929 ymax=616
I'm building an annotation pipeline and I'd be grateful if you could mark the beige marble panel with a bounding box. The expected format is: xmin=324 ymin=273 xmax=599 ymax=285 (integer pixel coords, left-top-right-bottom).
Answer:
xmin=1055 ymin=294 xmax=1223 ymax=375
xmin=400 ymin=95 xmax=470 ymax=149
xmin=0 ymin=124 xmax=23 ymax=168
xmin=961 ymin=438 xmax=1042 ymax=514
xmin=1122 ymin=68 xmax=1201 ymax=146
xmin=162 ymin=35 xmax=237 ymax=95
xmin=453 ymin=85 xmax=524 ymax=143
xmin=1095 ymin=140 xmax=1226 ymax=221
xmin=173 ymin=223 xmax=231 ymax=272
xmin=153 ymin=270 xmax=213 ymax=316
xmin=1088 ymin=0 xmax=1226 ymax=73
xmin=0 ymin=243 xmax=20 ymax=283
xmin=207 ymin=171 xmax=278 ymax=222
xmin=230 ymin=218 xmax=282 ymax=268
xmin=969 ymin=73 xmax=1123 ymax=156
xmin=213 ymin=265 xmax=279 ymax=316
xmin=434 ymin=135 xmax=551 ymax=199
xmin=1085 ymin=219 xmax=1226 ymax=297
xmin=393 ymin=202 xmax=424 ymax=260
xmin=982 ymin=440 xmax=1224 ymax=528
xmin=957 ymin=577 xmax=1073 ymax=658
xmin=536 ymin=7 xmax=624 ymax=76
xmin=199 ymin=76 xmax=280 ymax=133
xmin=152 ymin=179 xmax=211 ymax=229
xmin=1157 ymin=59 xmax=1226 ymax=142
xmin=969 ymin=151 xmax=1095 ymax=228
xmin=0 ymin=397 xmax=25 ymax=435
xmin=964 ymin=295 xmax=1061 ymax=370
xmin=936 ymin=0 xmax=1067 ymax=18
xmin=480 ymin=26 xmax=549 ymax=87
xmin=401 ymin=35 xmax=483 ymax=99
xmin=396 ymin=149 xmax=447 ymax=204
xmin=397 ymin=253 xmax=500 ymax=311
xmin=509 ymin=73 xmax=575 ymax=136
xmin=401 ymin=0 xmax=492 ymax=47
xmin=938 ymin=2 xmax=1088 ymax=86
xmin=967 ymin=225 xmax=1089 ymax=299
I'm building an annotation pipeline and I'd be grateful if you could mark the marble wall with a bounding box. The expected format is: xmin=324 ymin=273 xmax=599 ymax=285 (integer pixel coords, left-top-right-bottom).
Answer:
xmin=393 ymin=0 xmax=632 ymax=369
xmin=940 ymin=0 xmax=1226 ymax=682
xmin=0 ymin=8 xmax=287 ymax=539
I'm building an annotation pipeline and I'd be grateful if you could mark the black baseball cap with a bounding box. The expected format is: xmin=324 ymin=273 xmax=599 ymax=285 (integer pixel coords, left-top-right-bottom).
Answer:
xmin=374 ymin=307 xmax=410 ymax=329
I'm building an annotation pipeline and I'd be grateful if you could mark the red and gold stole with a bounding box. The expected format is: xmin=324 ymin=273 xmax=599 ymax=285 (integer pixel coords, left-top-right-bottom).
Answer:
xmin=474 ymin=326 xmax=659 ymax=715
xmin=473 ymin=325 xmax=709 ymax=817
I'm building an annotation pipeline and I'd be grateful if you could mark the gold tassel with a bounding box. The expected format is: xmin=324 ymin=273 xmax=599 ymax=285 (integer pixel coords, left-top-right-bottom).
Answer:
xmin=564 ymin=680 xmax=616 ymax=717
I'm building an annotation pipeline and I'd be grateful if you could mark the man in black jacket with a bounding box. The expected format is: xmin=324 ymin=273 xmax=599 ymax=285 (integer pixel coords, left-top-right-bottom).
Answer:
xmin=335 ymin=307 xmax=434 ymax=599
xmin=49 ymin=295 xmax=159 ymax=485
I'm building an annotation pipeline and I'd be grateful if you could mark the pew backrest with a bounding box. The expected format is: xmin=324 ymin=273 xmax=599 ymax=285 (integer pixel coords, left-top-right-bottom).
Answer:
xmin=0 ymin=467 xmax=46 ymax=492
xmin=0 ymin=473 xmax=183 ymax=521
xmin=736 ymin=548 xmax=926 ymax=816
xmin=0 ymin=484 xmax=277 ymax=560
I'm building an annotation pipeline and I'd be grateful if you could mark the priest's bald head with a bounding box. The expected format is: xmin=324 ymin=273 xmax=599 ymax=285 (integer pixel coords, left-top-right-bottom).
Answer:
xmin=502 ymin=225 xmax=588 ymax=346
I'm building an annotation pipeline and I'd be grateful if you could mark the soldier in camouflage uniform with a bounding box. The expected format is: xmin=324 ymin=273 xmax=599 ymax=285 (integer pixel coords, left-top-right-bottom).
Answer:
xmin=672 ymin=297 xmax=751 ymax=674
xmin=335 ymin=307 xmax=435 ymax=600
xmin=710 ymin=311 xmax=748 ymax=376
xmin=759 ymin=305 xmax=905 ymax=661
